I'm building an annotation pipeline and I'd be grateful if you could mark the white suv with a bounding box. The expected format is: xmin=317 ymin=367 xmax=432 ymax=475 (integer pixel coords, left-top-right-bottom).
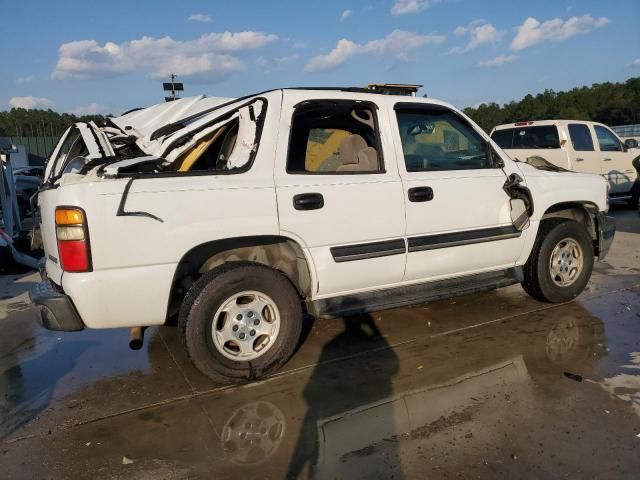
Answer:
xmin=491 ymin=120 xmax=640 ymax=207
xmin=30 ymin=87 xmax=615 ymax=383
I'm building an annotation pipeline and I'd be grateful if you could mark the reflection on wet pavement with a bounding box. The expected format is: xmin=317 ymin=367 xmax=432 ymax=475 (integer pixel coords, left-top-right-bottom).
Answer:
xmin=0 ymin=210 xmax=639 ymax=479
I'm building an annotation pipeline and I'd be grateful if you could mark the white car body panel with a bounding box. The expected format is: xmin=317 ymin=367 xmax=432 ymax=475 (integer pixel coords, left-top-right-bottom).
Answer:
xmin=36 ymin=90 xmax=610 ymax=328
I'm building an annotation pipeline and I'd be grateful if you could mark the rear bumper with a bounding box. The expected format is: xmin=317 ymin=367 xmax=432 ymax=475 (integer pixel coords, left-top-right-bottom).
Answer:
xmin=29 ymin=279 xmax=85 ymax=331
xmin=596 ymin=213 xmax=616 ymax=261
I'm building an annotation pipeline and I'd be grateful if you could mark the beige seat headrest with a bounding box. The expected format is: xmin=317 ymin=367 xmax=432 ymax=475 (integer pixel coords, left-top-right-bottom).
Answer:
xmin=339 ymin=135 xmax=368 ymax=165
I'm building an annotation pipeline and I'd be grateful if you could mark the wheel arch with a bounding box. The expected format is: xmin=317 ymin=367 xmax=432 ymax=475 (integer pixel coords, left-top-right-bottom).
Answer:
xmin=165 ymin=235 xmax=314 ymax=323
xmin=540 ymin=201 xmax=599 ymax=240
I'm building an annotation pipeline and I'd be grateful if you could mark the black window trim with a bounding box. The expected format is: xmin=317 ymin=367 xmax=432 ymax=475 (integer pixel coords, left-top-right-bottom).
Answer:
xmin=394 ymin=102 xmax=502 ymax=171
xmin=286 ymin=99 xmax=387 ymax=176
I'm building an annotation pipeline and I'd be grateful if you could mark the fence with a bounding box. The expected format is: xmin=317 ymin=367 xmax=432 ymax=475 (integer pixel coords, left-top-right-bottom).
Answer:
xmin=9 ymin=136 xmax=59 ymax=164
xmin=611 ymin=124 xmax=640 ymax=139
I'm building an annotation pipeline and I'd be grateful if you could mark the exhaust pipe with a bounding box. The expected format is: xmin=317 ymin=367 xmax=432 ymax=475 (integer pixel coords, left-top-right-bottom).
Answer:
xmin=129 ymin=327 xmax=145 ymax=350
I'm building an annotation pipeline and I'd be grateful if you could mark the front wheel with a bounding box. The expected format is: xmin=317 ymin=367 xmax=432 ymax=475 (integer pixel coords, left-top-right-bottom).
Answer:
xmin=179 ymin=262 xmax=303 ymax=383
xmin=522 ymin=220 xmax=594 ymax=303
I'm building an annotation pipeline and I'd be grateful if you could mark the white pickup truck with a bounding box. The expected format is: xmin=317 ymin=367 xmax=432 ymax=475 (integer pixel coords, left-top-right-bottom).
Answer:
xmin=30 ymin=87 xmax=615 ymax=383
xmin=491 ymin=120 xmax=640 ymax=207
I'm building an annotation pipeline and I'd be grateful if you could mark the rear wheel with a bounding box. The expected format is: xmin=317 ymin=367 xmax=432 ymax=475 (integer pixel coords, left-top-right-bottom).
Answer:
xmin=522 ymin=220 xmax=594 ymax=303
xmin=179 ymin=262 xmax=303 ymax=383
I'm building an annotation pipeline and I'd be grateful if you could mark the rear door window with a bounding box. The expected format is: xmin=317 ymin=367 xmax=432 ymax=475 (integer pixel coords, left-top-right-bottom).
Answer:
xmin=568 ymin=124 xmax=594 ymax=151
xmin=287 ymin=100 xmax=383 ymax=174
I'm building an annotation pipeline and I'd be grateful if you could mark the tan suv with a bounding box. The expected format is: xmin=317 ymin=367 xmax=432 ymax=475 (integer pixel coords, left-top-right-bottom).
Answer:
xmin=491 ymin=120 xmax=640 ymax=207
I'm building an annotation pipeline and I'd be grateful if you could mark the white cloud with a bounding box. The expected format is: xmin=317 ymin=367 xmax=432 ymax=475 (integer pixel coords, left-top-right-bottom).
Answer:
xmin=631 ymin=59 xmax=640 ymax=66
xmin=449 ymin=21 xmax=502 ymax=53
xmin=71 ymin=103 xmax=110 ymax=115
xmin=306 ymin=30 xmax=445 ymax=72
xmin=391 ymin=0 xmax=436 ymax=15
xmin=511 ymin=15 xmax=610 ymax=51
xmin=478 ymin=54 xmax=518 ymax=68
xmin=306 ymin=39 xmax=361 ymax=72
xmin=187 ymin=13 xmax=212 ymax=23
xmin=340 ymin=9 xmax=352 ymax=21
xmin=52 ymin=32 xmax=278 ymax=82
xmin=9 ymin=96 xmax=55 ymax=109
xmin=15 ymin=75 xmax=34 ymax=84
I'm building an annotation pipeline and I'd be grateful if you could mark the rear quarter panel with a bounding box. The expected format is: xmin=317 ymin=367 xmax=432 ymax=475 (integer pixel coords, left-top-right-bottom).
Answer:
xmin=40 ymin=92 xmax=283 ymax=328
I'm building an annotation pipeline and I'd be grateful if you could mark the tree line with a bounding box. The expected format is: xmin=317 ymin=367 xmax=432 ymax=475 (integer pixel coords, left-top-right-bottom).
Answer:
xmin=0 ymin=109 xmax=111 ymax=138
xmin=463 ymin=77 xmax=640 ymax=133
xmin=1 ymin=76 xmax=638 ymax=138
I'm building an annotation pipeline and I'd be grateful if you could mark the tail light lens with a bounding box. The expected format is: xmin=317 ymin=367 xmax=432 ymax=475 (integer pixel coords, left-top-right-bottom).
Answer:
xmin=55 ymin=207 xmax=92 ymax=272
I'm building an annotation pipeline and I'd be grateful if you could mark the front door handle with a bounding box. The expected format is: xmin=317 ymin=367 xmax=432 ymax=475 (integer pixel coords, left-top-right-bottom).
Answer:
xmin=604 ymin=158 xmax=612 ymax=162
xmin=408 ymin=186 xmax=434 ymax=202
xmin=575 ymin=158 xmax=584 ymax=162
xmin=293 ymin=193 xmax=324 ymax=211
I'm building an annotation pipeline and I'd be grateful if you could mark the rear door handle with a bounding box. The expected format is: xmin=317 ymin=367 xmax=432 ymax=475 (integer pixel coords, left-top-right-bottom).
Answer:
xmin=604 ymin=158 xmax=612 ymax=162
xmin=293 ymin=193 xmax=324 ymax=211
xmin=575 ymin=158 xmax=584 ymax=162
xmin=408 ymin=186 xmax=434 ymax=202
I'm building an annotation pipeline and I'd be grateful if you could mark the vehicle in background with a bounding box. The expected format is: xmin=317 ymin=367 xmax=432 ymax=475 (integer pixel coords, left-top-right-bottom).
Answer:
xmin=491 ymin=120 xmax=640 ymax=208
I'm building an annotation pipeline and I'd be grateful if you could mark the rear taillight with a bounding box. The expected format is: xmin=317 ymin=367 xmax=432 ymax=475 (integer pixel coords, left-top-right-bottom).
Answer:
xmin=55 ymin=207 xmax=91 ymax=272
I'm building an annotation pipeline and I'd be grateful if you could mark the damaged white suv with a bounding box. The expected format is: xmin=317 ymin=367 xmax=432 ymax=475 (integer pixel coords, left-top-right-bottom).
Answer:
xmin=30 ymin=86 xmax=615 ymax=383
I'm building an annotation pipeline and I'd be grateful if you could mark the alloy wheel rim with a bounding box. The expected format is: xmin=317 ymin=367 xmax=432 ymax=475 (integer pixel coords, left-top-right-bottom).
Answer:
xmin=211 ymin=290 xmax=281 ymax=361
xmin=549 ymin=237 xmax=584 ymax=287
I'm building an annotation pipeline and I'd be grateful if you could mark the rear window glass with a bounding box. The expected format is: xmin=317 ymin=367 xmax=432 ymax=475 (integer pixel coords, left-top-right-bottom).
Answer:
xmin=491 ymin=126 xmax=560 ymax=149
xmin=491 ymin=129 xmax=513 ymax=149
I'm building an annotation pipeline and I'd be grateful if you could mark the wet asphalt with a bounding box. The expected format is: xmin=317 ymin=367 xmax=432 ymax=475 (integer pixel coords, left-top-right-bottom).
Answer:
xmin=0 ymin=209 xmax=639 ymax=479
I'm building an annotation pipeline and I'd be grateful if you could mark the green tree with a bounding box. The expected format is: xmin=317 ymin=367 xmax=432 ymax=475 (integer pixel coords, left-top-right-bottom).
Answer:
xmin=464 ymin=77 xmax=640 ymax=132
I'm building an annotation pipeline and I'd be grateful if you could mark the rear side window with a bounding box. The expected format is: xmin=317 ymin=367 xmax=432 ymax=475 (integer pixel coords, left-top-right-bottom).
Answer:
xmin=568 ymin=124 xmax=594 ymax=151
xmin=491 ymin=129 xmax=513 ymax=149
xmin=491 ymin=126 xmax=560 ymax=149
xmin=594 ymin=125 xmax=623 ymax=152
xmin=395 ymin=107 xmax=493 ymax=172
xmin=171 ymin=98 xmax=266 ymax=173
xmin=287 ymin=100 xmax=383 ymax=174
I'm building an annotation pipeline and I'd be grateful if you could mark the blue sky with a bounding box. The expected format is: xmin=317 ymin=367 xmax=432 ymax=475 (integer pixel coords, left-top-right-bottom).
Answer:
xmin=2 ymin=0 xmax=639 ymax=115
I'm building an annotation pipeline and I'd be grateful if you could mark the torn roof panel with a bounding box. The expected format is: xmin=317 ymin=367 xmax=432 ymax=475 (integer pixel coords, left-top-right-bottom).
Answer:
xmin=111 ymin=95 xmax=234 ymax=141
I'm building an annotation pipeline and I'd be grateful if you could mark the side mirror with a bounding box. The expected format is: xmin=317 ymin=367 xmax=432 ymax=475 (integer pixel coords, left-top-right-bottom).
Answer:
xmin=625 ymin=138 xmax=638 ymax=149
xmin=510 ymin=199 xmax=530 ymax=232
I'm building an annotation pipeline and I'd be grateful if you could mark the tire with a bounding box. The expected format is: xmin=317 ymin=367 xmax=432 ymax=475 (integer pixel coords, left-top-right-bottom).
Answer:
xmin=522 ymin=219 xmax=594 ymax=303
xmin=178 ymin=262 xmax=303 ymax=383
